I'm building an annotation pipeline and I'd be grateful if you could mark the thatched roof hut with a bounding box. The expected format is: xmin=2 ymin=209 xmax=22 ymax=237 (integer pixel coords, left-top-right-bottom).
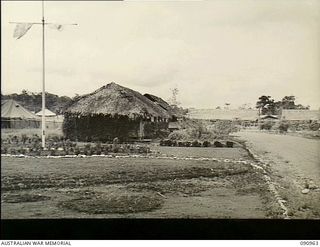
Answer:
xmin=63 ymin=83 xmax=173 ymax=142
xmin=66 ymin=82 xmax=171 ymax=120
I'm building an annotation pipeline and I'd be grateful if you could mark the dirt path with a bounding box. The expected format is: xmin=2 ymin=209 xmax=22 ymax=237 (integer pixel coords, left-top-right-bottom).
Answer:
xmin=234 ymin=130 xmax=320 ymax=218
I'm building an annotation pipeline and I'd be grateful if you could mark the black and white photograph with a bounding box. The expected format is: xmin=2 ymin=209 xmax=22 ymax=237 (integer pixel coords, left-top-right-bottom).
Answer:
xmin=1 ymin=0 xmax=320 ymax=239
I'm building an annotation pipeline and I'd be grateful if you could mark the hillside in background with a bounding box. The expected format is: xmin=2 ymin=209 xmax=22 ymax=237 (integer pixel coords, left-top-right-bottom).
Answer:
xmin=1 ymin=90 xmax=72 ymax=114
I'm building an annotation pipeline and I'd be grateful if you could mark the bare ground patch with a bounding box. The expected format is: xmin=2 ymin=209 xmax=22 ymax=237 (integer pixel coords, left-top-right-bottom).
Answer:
xmin=126 ymin=179 xmax=217 ymax=196
xmin=58 ymin=191 xmax=164 ymax=214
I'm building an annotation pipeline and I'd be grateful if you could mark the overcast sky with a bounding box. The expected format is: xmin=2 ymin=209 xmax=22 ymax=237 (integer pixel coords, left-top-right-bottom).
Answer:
xmin=2 ymin=0 xmax=320 ymax=109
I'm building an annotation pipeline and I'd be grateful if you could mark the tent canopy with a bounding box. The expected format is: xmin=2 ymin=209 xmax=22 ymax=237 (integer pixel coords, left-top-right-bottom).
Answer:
xmin=1 ymin=99 xmax=39 ymax=119
xmin=36 ymin=108 xmax=56 ymax=117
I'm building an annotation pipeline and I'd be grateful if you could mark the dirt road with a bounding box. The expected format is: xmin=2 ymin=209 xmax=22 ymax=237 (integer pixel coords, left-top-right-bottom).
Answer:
xmin=234 ymin=130 xmax=320 ymax=218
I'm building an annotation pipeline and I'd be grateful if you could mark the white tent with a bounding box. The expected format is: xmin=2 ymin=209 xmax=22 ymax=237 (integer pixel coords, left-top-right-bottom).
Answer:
xmin=36 ymin=108 xmax=56 ymax=117
xmin=1 ymin=99 xmax=40 ymax=128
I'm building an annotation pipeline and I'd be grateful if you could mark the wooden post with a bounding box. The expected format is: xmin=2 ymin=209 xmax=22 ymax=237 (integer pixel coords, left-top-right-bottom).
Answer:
xmin=139 ymin=120 xmax=145 ymax=140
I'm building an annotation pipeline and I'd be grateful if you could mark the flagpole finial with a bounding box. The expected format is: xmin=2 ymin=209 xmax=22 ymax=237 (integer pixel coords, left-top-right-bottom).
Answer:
xmin=42 ymin=0 xmax=45 ymax=21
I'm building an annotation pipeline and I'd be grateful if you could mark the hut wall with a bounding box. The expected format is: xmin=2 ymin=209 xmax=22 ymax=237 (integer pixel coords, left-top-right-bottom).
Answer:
xmin=143 ymin=121 xmax=169 ymax=139
xmin=63 ymin=114 xmax=141 ymax=142
xmin=63 ymin=113 xmax=170 ymax=142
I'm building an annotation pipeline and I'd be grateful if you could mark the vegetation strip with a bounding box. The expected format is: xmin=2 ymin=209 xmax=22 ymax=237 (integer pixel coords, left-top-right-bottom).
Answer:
xmin=1 ymin=153 xmax=251 ymax=164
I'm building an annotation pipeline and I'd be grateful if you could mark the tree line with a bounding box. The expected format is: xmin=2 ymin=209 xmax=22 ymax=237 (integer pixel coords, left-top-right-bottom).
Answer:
xmin=1 ymin=90 xmax=72 ymax=114
xmin=256 ymin=95 xmax=310 ymax=115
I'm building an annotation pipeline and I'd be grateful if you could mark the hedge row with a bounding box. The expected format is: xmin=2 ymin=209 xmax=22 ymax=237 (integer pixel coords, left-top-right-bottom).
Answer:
xmin=160 ymin=139 xmax=234 ymax=148
xmin=259 ymin=120 xmax=320 ymax=132
xmin=1 ymin=136 xmax=151 ymax=156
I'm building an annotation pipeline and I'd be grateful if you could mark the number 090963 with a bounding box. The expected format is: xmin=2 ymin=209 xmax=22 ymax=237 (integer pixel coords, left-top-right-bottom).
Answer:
xmin=300 ymin=241 xmax=319 ymax=245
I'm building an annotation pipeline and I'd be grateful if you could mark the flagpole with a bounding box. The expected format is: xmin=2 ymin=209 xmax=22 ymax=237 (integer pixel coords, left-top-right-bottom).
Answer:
xmin=10 ymin=3 xmax=77 ymax=148
xmin=41 ymin=0 xmax=46 ymax=149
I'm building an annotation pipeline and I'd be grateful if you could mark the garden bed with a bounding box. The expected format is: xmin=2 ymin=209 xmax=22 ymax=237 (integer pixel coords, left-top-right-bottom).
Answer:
xmin=1 ymin=134 xmax=151 ymax=156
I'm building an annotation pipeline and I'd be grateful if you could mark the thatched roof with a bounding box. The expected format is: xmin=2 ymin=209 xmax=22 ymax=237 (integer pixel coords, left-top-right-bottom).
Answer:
xmin=65 ymin=82 xmax=172 ymax=119
xmin=144 ymin=93 xmax=173 ymax=111
xmin=144 ymin=93 xmax=189 ymax=118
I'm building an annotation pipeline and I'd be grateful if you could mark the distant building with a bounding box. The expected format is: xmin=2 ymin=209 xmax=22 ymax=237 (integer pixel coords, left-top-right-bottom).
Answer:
xmin=186 ymin=108 xmax=259 ymax=121
xmin=36 ymin=108 xmax=57 ymax=117
xmin=281 ymin=110 xmax=320 ymax=121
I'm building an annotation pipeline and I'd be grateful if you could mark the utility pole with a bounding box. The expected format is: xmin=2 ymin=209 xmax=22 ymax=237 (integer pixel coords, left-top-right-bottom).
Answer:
xmin=11 ymin=0 xmax=77 ymax=149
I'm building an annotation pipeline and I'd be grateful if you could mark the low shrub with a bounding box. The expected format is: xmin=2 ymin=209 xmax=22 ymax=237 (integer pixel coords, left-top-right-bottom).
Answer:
xmin=178 ymin=141 xmax=186 ymax=147
xmin=278 ymin=122 xmax=289 ymax=133
xmin=309 ymin=121 xmax=320 ymax=131
xmin=214 ymin=141 xmax=224 ymax=147
xmin=208 ymin=120 xmax=238 ymax=138
xmin=259 ymin=121 xmax=274 ymax=130
xmin=168 ymin=129 xmax=190 ymax=141
xmin=191 ymin=140 xmax=201 ymax=147
xmin=202 ymin=141 xmax=211 ymax=147
xmin=226 ymin=141 xmax=234 ymax=148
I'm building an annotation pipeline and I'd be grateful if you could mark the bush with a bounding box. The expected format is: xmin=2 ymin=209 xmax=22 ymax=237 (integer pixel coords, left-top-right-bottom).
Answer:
xmin=226 ymin=141 xmax=234 ymax=148
xmin=278 ymin=122 xmax=289 ymax=133
xmin=259 ymin=121 xmax=274 ymax=130
xmin=202 ymin=141 xmax=211 ymax=147
xmin=178 ymin=141 xmax=186 ymax=147
xmin=168 ymin=129 xmax=190 ymax=141
xmin=309 ymin=121 xmax=320 ymax=131
xmin=208 ymin=120 xmax=238 ymax=138
xmin=214 ymin=141 xmax=224 ymax=147
xmin=191 ymin=140 xmax=201 ymax=147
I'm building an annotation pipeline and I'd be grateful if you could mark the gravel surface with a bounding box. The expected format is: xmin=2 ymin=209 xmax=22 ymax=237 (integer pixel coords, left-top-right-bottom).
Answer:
xmin=234 ymin=130 xmax=320 ymax=218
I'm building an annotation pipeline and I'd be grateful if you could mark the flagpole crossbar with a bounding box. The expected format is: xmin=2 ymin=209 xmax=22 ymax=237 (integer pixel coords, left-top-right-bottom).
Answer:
xmin=9 ymin=22 xmax=78 ymax=25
